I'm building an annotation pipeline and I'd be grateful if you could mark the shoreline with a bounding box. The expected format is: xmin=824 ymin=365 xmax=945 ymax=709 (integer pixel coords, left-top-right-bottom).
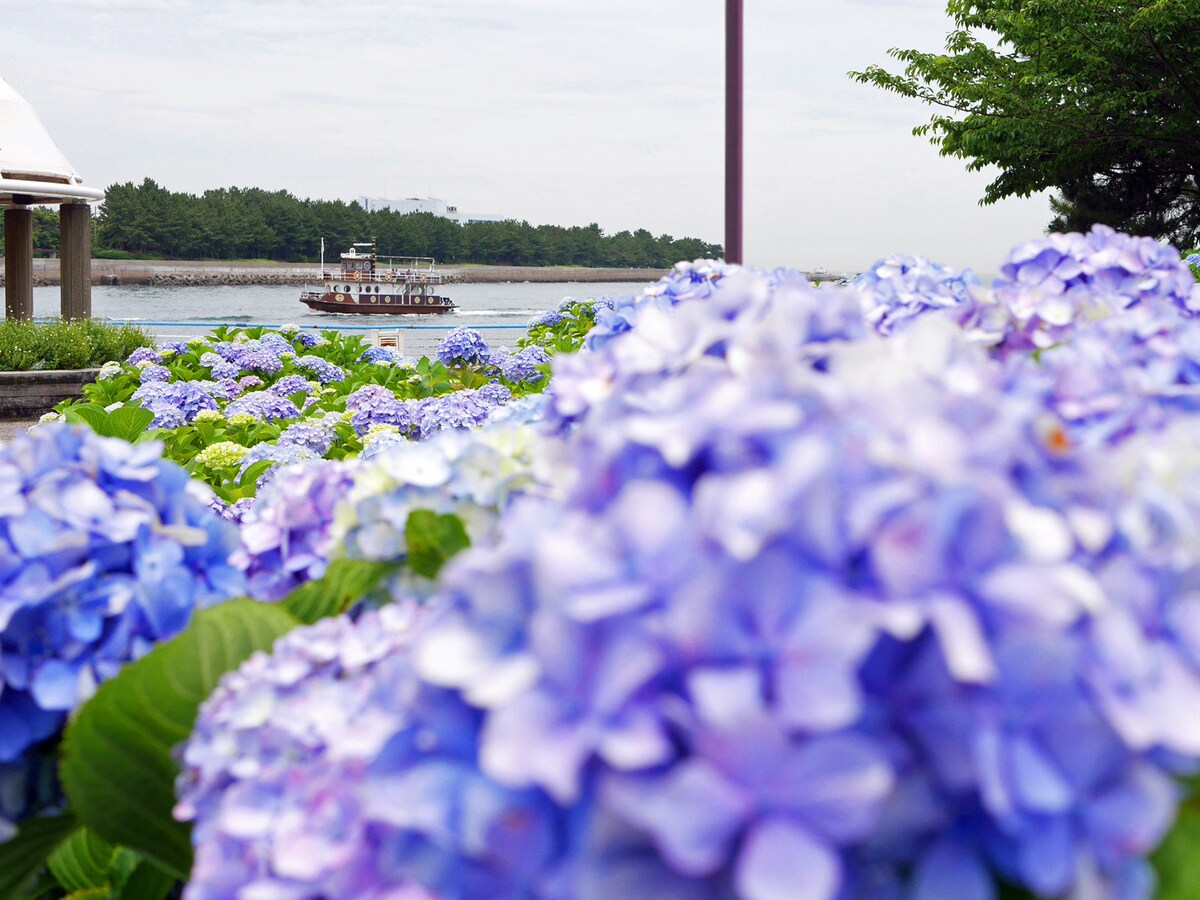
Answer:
xmin=5 ymin=260 xmax=673 ymax=287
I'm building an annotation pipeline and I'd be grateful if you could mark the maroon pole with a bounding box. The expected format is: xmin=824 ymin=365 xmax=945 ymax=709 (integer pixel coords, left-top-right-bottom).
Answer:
xmin=725 ymin=0 xmax=743 ymax=264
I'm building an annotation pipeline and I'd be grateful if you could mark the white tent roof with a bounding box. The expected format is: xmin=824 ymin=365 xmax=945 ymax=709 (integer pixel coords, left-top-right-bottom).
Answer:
xmin=0 ymin=77 xmax=103 ymax=206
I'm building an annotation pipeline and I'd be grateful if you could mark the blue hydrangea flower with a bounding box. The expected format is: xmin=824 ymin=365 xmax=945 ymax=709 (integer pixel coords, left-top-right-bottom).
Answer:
xmin=210 ymin=360 xmax=239 ymax=380
xmin=176 ymin=606 xmax=568 ymax=898
xmin=295 ymin=355 xmax=345 ymax=384
xmin=236 ymin=442 xmax=318 ymax=486
xmin=174 ymin=232 xmax=1200 ymax=899
xmin=437 ymin=327 xmax=490 ymax=366
xmin=490 ymin=346 xmax=550 ymax=384
xmin=159 ymin=339 xmax=190 ymax=355
xmin=360 ymin=346 xmax=407 ymax=366
xmin=411 ymin=388 xmax=507 ymax=439
xmin=126 ymin=347 xmax=161 ymax=366
xmin=269 ymin=375 xmax=312 ymax=397
xmin=296 ymin=331 xmax=324 ymax=348
xmin=0 ymin=425 xmax=243 ymax=833
xmin=138 ymin=364 xmax=171 ymax=383
xmin=224 ymin=391 xmax=301 ymax=423
xmin=853 ymin=254 xmax=1006 ymax=342
xmin=995 ymin=224 xmax=1200 ymax=350
xmin=160 ymin=382 xmax=221 ymax=422
xmin=278 ymin=421 xmax=337 ymax=456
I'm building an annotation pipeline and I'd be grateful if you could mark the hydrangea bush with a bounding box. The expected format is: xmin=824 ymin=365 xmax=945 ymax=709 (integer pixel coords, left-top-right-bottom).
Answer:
xmin=7 ymin=225 xmax=1200 ymax=900
xmin=59 ymin=324 xmax=551 ymax=505
xmin=168 ymin=226 xmax=1200 ymax=899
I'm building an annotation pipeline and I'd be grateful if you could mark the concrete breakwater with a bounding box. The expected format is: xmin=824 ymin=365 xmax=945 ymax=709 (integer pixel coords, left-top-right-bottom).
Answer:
xmin=3 ymin=260 xmax=671 ymax=287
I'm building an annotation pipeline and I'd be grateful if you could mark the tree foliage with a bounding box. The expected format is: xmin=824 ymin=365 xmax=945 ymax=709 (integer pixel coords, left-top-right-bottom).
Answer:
xmin=70 ymin=178 xmax=719 ymax=266
xmin=851 ymin=1 xmax=1200 ymax=245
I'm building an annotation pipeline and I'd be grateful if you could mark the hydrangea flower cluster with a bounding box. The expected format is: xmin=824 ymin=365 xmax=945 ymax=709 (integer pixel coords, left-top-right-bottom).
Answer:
xmin=178 ymin=231 xmax=1200 ymax=899
xmin=489 ymin=345 xmax=551 ymax=384
xmin=0 ymin=425 xmax=243 ymax=833
xmin=852 ymin=253 xmax=1006 ymax=342
xmin=994 ymin=223 xmax=1200 ymax=350
xmin=269 ymin=374 xmax=313 ymax=397
xmin=126 ymin=347 xmax=161 ymax=366
xmin=224 ymin=391 xmax=301 ymax=423
xmin=335 ymin=419 xmax=555 ymax=570
xmin=176 ymin=606 xmax=568 ymax=898
xmin=437 ymin=326 xmax=491 ymax=366
xmin=586 ymin=259 xmax=732 ymax=350
xmin=294 ymin=355 xmax=345 ymax=384
xmin=359 ymin=346 xmax=408 ymax=366
xmin=231 ymin=460 xmax=360 ymax=600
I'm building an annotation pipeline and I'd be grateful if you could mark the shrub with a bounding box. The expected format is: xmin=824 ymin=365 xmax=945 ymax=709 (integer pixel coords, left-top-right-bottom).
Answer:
xmin=0 ymin=320 xmax=153 ymax=371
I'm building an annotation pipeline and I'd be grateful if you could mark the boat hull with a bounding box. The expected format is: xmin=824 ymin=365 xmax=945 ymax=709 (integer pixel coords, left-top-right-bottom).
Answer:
xmin=299 ymin=291 xmax=455 ymax=315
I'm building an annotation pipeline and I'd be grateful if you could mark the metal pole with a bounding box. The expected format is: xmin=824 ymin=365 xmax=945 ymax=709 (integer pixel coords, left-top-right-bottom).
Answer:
xmin=725 ymin=0 xmax=743 ymax=264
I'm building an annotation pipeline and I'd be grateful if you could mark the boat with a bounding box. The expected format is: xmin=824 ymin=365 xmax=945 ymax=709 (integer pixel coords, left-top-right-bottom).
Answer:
xmin=299 ymin=241 xmax=456 ymax=314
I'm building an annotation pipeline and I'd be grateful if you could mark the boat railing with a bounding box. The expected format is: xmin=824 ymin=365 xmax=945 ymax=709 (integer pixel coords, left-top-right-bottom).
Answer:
xmin=323 ymin=270 xmax=446 ymax=285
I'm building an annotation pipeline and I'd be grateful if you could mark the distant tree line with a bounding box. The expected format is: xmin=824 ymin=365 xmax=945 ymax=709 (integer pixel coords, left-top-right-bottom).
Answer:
xmin=0 ymin=179 xmax=721 ymax=267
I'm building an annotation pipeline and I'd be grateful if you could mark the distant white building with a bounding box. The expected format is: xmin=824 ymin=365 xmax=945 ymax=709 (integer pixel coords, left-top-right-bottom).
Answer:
xmin=358 ymin=196 xmax=502 ymax=225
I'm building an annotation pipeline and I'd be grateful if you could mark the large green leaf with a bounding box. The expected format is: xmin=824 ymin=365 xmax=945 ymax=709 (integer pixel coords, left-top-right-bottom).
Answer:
xmin=107 ymin=406 xmax=155 ymax=444
xmin=48 ymin=827 xmax=114 ymax=894
xmin=280 ymin=559 xmax=398 ymax=625
xmin=62 ymin=404 xmax=110 ymax=435
xmin=60 ymin=600 xmax=299 ymax=879
xmin=405 ymin=509 xmax=470 ymax=579
xmin=1154 ymin=800 xmax=1200 ymax=899
xmin=0 ymin=813 xmax=78 ymax=900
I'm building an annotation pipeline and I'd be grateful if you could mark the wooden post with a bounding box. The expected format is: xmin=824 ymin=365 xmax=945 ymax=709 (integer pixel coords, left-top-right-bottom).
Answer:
xmin=59 ymin=202 xmax=92 ymax=320
xmin=4 ymin=207 xmax=34 ymax=321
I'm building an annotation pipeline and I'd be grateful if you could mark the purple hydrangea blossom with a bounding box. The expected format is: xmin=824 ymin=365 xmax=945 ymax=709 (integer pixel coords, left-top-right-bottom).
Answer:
xmin=269 ymin=375 xmax=312 ymax=397
xmin=224 ymin=391 xmax=301 ymax=423
xmin=490 ymin=346 xmax=551 ymax=384
xmin=853 ymin=254 xmax=1007 ymax=342
xmin=236 ymin=442 xmax=318 ymax=486
xmin=197 ymin=379 xmax=242 ymax=402
xmin=210 ymin=360 xmax=240 ymax=380
xmin=350 ymin=397 xmax=415 ymax=438
xmin=437 ymin=327 xmax=490 ymax=366
xmin=360 ymin=346 xmax=407 ymax=365
xmin=234 ymin=349 xmax=283 ymax=376
xmin=126 ymin=347 xmax=162 ymax=365
xmin=239 ymin=375 xmax=264 ymax=391
xmin=258 ymin=332 xmax=294 ymax=355
xmin=278 ymin=421 xmax=338 ymax=456
xmin=995 ymin=223 xmax=1200 ymax=350
xmin=296 ymin=331 xmax=324 ymax=348
xmin=411 ymin=388 xmax=508 ymax=439
xmin=231 ymin=460 xmax=359 ymax=600
xmin=585 ymin=260 xmax=732 ymax=351
xmin=176 ymin=606 xmax=568 ymax=898
xmin=174 ymin=231 xmax=1200 ymax=898
xmin=138 ymin=364 xmax=171 ymax=383
xmin=159 ymin=340 xmax=190 ymax=355
xmin=160 ymin=382 xmax=221 ymax=422
xmin=295 ymin=355 xmax=345 ymax=384
xmin=0 ymin=425 xmax=243 ymax=832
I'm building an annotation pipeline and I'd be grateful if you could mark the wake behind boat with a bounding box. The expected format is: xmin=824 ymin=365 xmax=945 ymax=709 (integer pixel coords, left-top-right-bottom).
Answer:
xmin=299 ymin=241 xmax=456 ymax=314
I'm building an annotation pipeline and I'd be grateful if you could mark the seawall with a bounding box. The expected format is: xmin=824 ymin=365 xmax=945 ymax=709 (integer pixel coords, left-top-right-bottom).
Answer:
xmin=1 ymin=260 xmax=671 ymax=287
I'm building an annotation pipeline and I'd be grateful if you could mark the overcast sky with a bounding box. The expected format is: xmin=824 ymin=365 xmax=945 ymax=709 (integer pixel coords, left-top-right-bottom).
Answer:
xmin=3 ymin=0 xmax=1054 ymax=272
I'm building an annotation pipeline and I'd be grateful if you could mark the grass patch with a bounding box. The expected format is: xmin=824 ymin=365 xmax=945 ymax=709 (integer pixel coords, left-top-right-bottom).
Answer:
xmin=0 ymin=320 xmax=154 ymax=371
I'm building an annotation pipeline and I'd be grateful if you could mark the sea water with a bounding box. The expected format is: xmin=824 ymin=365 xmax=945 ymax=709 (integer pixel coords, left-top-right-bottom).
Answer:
xmin=29 ymin=281 xmax=646 ymax=357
